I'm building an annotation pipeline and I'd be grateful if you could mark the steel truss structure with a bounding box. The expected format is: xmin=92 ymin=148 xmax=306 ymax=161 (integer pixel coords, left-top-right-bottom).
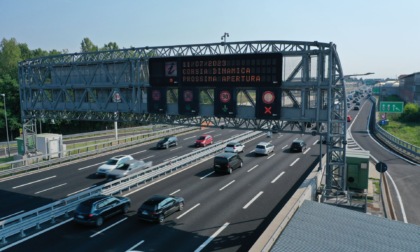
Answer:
xmin=18 ymin=40 xmax=347 ymax=191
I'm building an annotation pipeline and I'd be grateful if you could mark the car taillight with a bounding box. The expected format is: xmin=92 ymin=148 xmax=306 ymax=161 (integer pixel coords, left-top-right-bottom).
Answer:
xmin=88 ymin=214 xmax=94 ymax=218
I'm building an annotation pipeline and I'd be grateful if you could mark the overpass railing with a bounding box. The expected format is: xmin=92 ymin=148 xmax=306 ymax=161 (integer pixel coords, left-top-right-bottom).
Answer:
xmin=0 ymin=130 xmax=263 ymax=246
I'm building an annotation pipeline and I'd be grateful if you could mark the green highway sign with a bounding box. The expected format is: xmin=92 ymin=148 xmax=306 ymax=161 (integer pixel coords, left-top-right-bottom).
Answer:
xmin=372 ymin=87 xmax=380 ymax=94
xmin=379 ymin=102 xmax=404 ymax=113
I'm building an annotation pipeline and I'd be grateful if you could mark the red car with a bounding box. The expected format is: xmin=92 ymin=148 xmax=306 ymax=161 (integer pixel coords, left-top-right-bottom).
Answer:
xmin=195 ymin=134 xmax=213 ymax=147
xmin=347 ymin=115 xmax=352 ymax=122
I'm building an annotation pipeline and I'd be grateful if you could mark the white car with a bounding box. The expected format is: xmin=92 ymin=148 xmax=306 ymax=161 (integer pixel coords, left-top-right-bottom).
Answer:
xmin=254 ymin=142 xmax=274 ymax=155
xmin=224 ymin=142 xmax=245 ymax=153
xmin=96 ymin=155 xmax=134 ymax=176
xmin=106 ymin=159 xmax=152 ymax=180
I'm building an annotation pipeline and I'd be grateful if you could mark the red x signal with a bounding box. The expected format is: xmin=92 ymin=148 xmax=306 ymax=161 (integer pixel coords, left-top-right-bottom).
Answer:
xmin=264 ymin=106 xmax=272 ymax=114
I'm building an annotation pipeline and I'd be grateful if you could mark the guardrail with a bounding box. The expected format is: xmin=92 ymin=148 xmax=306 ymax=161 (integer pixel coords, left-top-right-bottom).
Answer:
xmin=369 ymin=96 xmax=420 ymax=163
xmin=0 ymin=130 xmax=263 ymax=246
xmin=0 ymin=126 xmax=196 ymax=177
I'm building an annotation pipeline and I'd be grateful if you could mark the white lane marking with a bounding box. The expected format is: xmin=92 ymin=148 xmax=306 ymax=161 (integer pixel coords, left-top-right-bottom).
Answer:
xmin=133 ymin=150 xmax=147 ymax=155
xmin=267 ymin=153 xmax=275 ymax=159
xmin=313 ymin=140 xmax=319 ymax=146
xmin=290 ymin=158 xmax=300 ymax=166
xmin=0 ymin=218 xmax=73 ymax=251
xmin=247 ymin=165 xmax=259 ymax=172
xmin=282 ymin=145 xmax=288 ymax=150
xmin=164 ymin=157 xmax=177 ymax=162
xmin=194 ymin=222 xmax=230 ymax=252
xmin=200 ymin=171 xmax=215 ymax=179
xmin=183 ymin=136 xmax=196 ymax=140
xmin=35 ymin=183 xmax=67 ymax=194
xmin=271 ymin=171 xmax=285 ymax=183
xmin=249 ymin=150 xmax=255 ymax=154
xmin=67 ymin=186 xmax=96 ymax=196
xmin=169 ymin=189 xmax=181 ymax=195
xmin=277 ymin=134 xmax=283 ymax=138
xmin=213 ymin=134 xmax=222 ymax=137
xmin=142 ymin=155 xmax=154 ymax=160
xmin=170 ymin=147 xmax=182 ymax=151
xmin=13 ymin=176 xmax=57 ymax=189
xmin=219 ymin=180 xmax=235 ymax=191
xmin=90 ymin=217 xmax=127 ymax=238
xmin=385 ymin=172 xmax=407 ymax=223
xmin=177 ymin=203 xmax=200 ymax=219
xmin=203 ymin=130 xmax=215 ymax=134
xmin=126 ymin=240 xmax=144 ymax=252
xmin=243 ymin=191 xmax=264 ymax=209
xmin=303 ymin=147 xmax=311 ymax=155
xmin=0 ymin=210 xmax=25 ymax=221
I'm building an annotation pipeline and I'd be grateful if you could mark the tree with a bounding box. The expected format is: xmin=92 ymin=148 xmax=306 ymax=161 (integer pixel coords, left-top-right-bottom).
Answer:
xmin=400 ymin=103 xmax=420 ymax=122
xmin=101 ymin=42 xmax=119 ymax=51
xmin=0 ymin=38 xmax=22 ymax=79
xmin=80 ymin=37 xmax=98 ymax=52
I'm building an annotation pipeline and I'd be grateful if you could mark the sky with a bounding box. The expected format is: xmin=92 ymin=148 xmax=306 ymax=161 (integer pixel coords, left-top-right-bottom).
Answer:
xmin=1 ymin=0 xmax=419 ymax=79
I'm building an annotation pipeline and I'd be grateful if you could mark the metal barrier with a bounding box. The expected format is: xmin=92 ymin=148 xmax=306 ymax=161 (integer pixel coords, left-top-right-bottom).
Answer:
xmin=0 ymin=130 xmax=263 ymax=246
xmin=0 ymin=126 xmax=196 ymax=177
xmin=370 ymin=96 xmax=420 ymax=162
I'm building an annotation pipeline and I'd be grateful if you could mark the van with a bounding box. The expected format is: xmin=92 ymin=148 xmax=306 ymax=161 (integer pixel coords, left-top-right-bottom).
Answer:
xmin=213 ymin=152 xmax=243 ymax=174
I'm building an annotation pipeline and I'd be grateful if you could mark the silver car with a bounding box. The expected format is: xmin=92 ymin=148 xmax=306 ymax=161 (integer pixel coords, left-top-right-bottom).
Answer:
xmin=224 ymin=142 xmax=245 ymax=153
xmin=254 ymin=142 xmax=274 ymax=155
xmin=107 ymin=159 xmax=152 ymax=180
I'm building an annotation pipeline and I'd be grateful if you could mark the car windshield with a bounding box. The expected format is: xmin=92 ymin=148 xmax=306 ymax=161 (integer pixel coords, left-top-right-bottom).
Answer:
xmin=292 ymin=142 xmax=301 ymax=147
xmin=226 ymin=144 xmax=235 ymax=148
xmin=105 ymin=159 xmax=118 ymax=165
xmin=116 ymin=163 xmax=130 ymax=170
xmin=256 ymin=145 xmax=266 ymax=149
xmin=76 ymin=202 xmax=92 ymax=213
xmin=198 ymin=136 xmax=205 ymax=140
xmin=162 ymin=137 xmax=169 ymax=141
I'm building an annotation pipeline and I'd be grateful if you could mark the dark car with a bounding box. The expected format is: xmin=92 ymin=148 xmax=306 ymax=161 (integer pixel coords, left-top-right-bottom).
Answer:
xmin=73 ymin=195 xmax=131 ymax=227
xmin=213 ymin=152 xmax=243 ymax=174
xmin=137 ymin=195 xmax=184 ymax=223
xmin=156 ymin=136 xmax=178 ymax=149
xmin=290 ymin=139 xmax=307 ymax=153
xmin=354 ymin=106 xmax=360 ymax=110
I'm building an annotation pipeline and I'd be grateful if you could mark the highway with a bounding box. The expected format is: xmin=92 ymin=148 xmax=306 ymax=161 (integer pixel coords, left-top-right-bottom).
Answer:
xmin=1 ymin=128 xmax=322 ymax=251
xmin=349 ymin=98 xmax=420 ymax=225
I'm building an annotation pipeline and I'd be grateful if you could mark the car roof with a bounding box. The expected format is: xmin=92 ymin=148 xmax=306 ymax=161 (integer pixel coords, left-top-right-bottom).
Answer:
xmin=215 ymin=152 xmax=237 ymax=158
xmin=81 ymin=195 xmax=109 ymax=205
xmin=144 ymin=195 xmax=170 ymax=205
xmin=256 ymin=142 xmax=270 ymax=146
xmin=112 ymin=155 xmax=130 ymax=160
xmin=292 ymin=139 xmax=305 ymax=143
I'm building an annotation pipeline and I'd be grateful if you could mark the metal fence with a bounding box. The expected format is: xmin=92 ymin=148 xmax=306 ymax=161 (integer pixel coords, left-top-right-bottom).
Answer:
xmin=0 ymin=130 xmax=263 ymax=246
xmin=0 ymin=126 xmax=197 ymax=177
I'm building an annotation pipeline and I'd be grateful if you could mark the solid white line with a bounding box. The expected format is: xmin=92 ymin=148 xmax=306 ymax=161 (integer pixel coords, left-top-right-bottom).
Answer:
xmin=169 ymin=189 xmax=181 ymax=195
xmin=126 ymin=240 xmax=144 ymax=252
xmin=243 ymin=191 xmax=264 ymax=209
xmin=271 ymin=171 xmax=285 ymax=183
xmin=194 ymin=222 xmax=230 ymax=252
xmin=13 ymin=176 xmax=57 ymax=189
xmin=0 ymin=210 xmax=24 ymax=220
xmin=247 ymin=165 xmax=258 ymax=172
xmin=0 ymin=218 xmax=73 ymax=251
xmin=67 ymin=186 xmax=95 ymax=196
xmin=35 ymin=183 xmax=67 ymax=194
xmin=90 ymin=217 xmax=127 ymax=238
xmin=267 ymin=153 xmax=275 ymax=159
xmin=170 ymin=147 xmax=182 ymax=151
xmin=200 ymin=171 xmax=215 ymax=179
xmin=303 ymin=147 xmax=311 ymax=154
xmin=177 ymin=203 xmax=200 ymax=219
xmin=282 ymin=145 xmax=288 ymax=150
xmin=219 ymin=180 xmax=235 ymax=191
xmin=385 ymin=172 xmax=407 ymax=223
xmin=290 ymin=158 xmax=300 ymax=166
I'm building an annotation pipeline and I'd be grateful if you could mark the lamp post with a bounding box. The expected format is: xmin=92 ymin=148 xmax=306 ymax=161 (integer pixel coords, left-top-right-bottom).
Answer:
xmin=1 ymin=94 xmax=10 ymax=157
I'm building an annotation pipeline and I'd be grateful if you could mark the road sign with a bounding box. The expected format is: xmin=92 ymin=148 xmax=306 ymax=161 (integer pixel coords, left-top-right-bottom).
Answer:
xmin=375 ymin=162 xmax=388 ymax=173
xmin=372 ymin=87 xmax=380 ymax=94
xmin=379 ymin=102 xmax=404 ymax=113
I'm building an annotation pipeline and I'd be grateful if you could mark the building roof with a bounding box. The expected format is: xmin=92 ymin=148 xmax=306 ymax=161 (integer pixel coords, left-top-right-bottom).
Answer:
xmin=271 ymin=200 xmax=420 ymax=252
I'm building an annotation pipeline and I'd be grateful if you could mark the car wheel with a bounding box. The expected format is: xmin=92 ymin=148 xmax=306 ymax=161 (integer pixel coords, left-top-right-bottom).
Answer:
xmin=179 ymin=202 xmax=184 ymax=211
xmin=158 ymin=214 xmax=164 ymax=223
xmin=122 ymin=204 xmax=129 ymax=214
xmin=228 ymin=168 xmax=233 ymax=174
xmin=96 ymin=216 xmax=104 ymax=227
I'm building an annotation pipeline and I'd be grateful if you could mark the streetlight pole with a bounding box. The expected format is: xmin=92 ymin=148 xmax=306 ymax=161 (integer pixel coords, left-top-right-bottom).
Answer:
xmin=1 ymin=94 xmax=10 ymax=157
